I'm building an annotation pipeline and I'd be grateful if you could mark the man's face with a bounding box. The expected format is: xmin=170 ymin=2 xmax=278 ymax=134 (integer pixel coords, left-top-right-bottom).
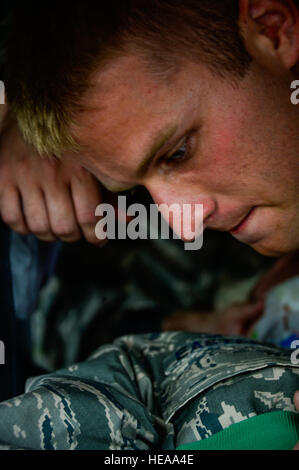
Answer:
xmin=73 ymin=54 xmax=299 ymax=256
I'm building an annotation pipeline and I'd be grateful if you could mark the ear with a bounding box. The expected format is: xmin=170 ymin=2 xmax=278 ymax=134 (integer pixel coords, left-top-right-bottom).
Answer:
xmin=239 ymin=0 xmax=299 ymax=70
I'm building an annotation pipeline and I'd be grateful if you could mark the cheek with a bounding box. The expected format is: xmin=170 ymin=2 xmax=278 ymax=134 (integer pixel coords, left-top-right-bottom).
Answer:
xmin=196 ymin=115 xmax=258 ymax=197
xmin=213 ymin=128 xmax=236 ymax=158
xmin=205 ymin=124 xmax=240 ymax=174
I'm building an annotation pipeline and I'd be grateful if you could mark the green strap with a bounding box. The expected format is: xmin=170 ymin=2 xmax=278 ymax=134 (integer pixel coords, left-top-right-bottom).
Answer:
xmin=177 ymin=411 xmax=299 ymax=451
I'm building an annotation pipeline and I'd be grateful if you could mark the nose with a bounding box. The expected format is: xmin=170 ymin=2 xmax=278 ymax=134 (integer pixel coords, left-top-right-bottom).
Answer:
xmin=147 ymin=185 xmax=217 ymax=241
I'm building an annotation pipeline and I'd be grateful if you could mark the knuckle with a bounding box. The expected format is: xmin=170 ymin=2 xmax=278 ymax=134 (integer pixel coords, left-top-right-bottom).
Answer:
xmin=77 ymin=209 xmax=97 ymax=226
xmin=1 ymin=210 xmax=19 ymax=226
xmin=72 ymin=164 xmax=90 ymax=182
xmin=0 ymin=166 xmax=10 ymax=185
xmin=83 ymin=226 xmax=103 ymax=245
xmin=28 ymin=220 xmax=50 ymax=236
xmin=0 ymin=200 xmax=19 ymax=226
xmin=40 ymin=157 xmax=59 ymax=178
xmin=15 ymin=157 xmax=32 ymax=176
xmin=0 ymin=208 xmax=28 ymax=235
xmin=51 ymin=221 xmax=78 ymax=238
xmin=0 ymin=192 xmax=19 ymax=226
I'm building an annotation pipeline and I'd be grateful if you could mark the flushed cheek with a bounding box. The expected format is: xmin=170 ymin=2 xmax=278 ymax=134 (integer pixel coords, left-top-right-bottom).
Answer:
xmin=200 ymin=118 xmax=255 ymax=194
xmin=212 ymin=120 xmax=237 ymax=150
xmin=206 ymin=120 xmax=295 ymax=207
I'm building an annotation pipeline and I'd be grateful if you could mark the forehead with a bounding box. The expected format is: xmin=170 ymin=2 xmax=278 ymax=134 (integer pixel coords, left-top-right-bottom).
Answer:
xmin=72 ymin=55 xmax=201 ymax=187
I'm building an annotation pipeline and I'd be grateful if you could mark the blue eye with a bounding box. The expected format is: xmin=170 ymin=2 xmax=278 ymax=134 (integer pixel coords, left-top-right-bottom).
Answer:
xmin=169 ymin=144 xmax=187 ymax=161
xmin=165 ymin=137 xmax=191 ymax=165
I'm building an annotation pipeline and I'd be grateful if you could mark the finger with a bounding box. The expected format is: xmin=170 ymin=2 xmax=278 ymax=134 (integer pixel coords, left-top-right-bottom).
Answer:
xmin=44 ymin=182 xmax=82 ymax=243
xmin=70 ymin=169 xmax=105 ymax=245
xmin=0 ymin=186 xmax=29 ymax=235
xmin=240 ymin=301 xmax=265 ymax=320
xmin=223 ymin=302 xmax=264 ymax=323
xmin=21 ymin=186 xmax=56 ymax=242
xmin=219 ymin=302 xmax=264 ymax=336
xmin=239 ymin=302 xmax=265 ymax=335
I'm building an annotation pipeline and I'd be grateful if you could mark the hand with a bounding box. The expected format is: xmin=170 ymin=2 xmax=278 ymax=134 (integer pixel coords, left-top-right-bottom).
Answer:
xmin=249 ymin=251 xmax=299 ymax=303
xmin=162 ymin=301 xmax=264 ymax=336
xmin=214 ymin=301 xmax=265 ymax=336
xmin=0 ymin=116 xmax=104 ymax=245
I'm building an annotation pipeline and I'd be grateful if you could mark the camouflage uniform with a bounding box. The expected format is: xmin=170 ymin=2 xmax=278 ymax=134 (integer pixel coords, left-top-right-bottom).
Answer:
xmin=0 ymin=332 xmax=298 ymax=450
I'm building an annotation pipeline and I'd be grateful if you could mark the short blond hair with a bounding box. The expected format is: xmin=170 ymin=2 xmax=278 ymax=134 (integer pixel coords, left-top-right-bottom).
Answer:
xmin=3 ymin=0 xmax=251 ymax=157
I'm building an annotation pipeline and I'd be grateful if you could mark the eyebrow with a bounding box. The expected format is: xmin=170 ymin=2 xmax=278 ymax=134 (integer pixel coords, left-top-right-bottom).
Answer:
xmin=135 ymin=125 xmax=178 ymax=179
xmin=100 ymin=125 xmax=178 ymax=194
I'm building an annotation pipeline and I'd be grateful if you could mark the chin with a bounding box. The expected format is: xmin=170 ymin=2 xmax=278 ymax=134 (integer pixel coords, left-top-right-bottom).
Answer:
xmin=252 ymin=246 xmax=282 ymax=257
xmin=250 ymin=240 xmax=299 ymax=258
